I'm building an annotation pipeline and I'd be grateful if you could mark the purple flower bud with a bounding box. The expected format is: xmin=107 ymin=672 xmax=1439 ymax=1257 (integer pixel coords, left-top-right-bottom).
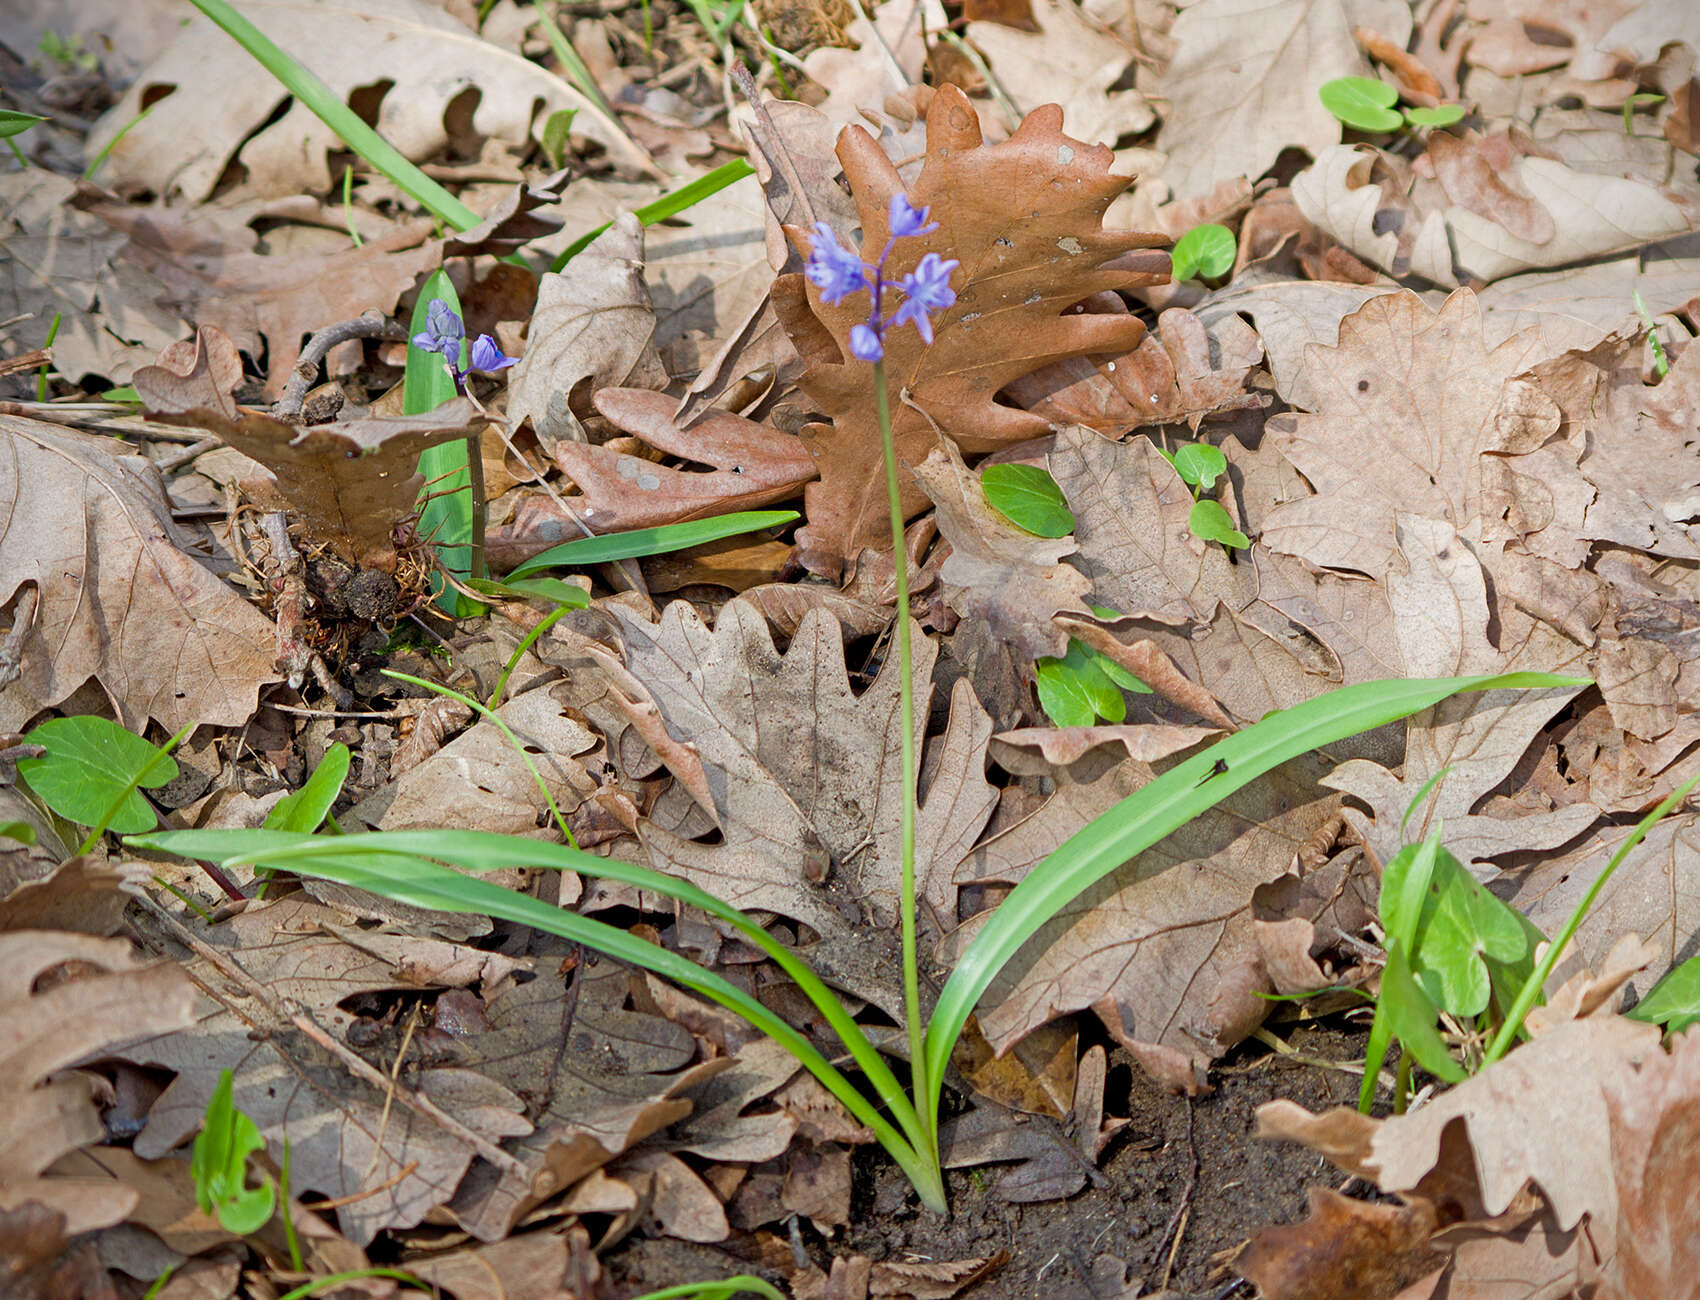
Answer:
xmin=469 ymin=334 xmax=518 ymax=373
xmin=891 ymin=253 xmax=958 ymax=343
xmin=412 ymin=297 xmax=466 ymax=357
xmin=849 ymin=322 xmax=884 ymax=362
xmin=805 ymin=223 xmax=870 ymax=305
xmin=888 ymin=194 xmax=938 ymax=240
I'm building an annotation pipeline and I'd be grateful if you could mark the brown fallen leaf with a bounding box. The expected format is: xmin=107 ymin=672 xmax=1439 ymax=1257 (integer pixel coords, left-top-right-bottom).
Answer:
xmin=549 ymin=387 xmax=816 ymax=533
xmin=0 ymin=171 xmax=186 ymax=385
xmin=956 ymin=750 xmax=1343 ymax=1089
xmin=1155 ymin=0 xmax=1407 ymax=202
xmin=132 ymin=326 xmax=482 ymax=571
xmin=605 ymin=600 xmax=996 ymax=1007
xmin=78 ymin=196 xmax=442 ymax=398
xmin=1234 ymin=1188 xmax=1443 ymax=1300
xmin=85 ymin=0 xmax=651 ymax=205
xmin=775 ymin=83 xmax=1168 ymax=577
xmin=505 ymin=214 xmax=669 ymax=448
xmin=0 ymin=931 xmax=195 ymax=1236
xmin=0 ymin=412 xmax=279 ymax=733
xmin=910 ymin=438 xmax=1093 ymax=663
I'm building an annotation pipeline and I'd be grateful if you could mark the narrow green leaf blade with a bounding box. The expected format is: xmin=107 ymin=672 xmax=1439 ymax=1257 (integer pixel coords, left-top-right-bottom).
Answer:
xmin=505 ymin=510 xmax=799 ymax=579
xmin=264 ymin=743 xmax=350 ymax=833
xmin=406 ymin=270 xmax=479 ymax=616
xmin=924 ymin=672 xmax=1590 ymax=1115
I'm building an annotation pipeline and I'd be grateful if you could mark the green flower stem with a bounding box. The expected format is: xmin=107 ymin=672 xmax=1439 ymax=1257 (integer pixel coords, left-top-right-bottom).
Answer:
xmin=875 ymin=360 xmax=934 ymax=1163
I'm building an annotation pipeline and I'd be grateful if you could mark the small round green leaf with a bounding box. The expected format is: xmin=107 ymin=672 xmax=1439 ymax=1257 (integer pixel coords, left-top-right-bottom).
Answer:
xmin=1035 ymin=642 xmax=1124 ymax=726
xmin=1169 ymin=223 xmax=1237 ymax=282
xmin=1403 ymin=103 xmax=1465 ymax=128
xmin=16 ymin=716 xmax=176 ymax=833
xmin=981 ymin=463 xmax=1076 ymax=538
xmin=1187 ymin=499 xmax=1250 ymax=550
xmin=1169 ymin=442 xmax=1228 ymax=491
xmin=1318 ymin=77 xmax=1404 ymax=132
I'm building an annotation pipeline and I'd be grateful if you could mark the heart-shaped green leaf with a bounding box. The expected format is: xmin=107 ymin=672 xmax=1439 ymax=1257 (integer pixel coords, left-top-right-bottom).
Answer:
xmin=1319 ymin=76 xmax=1404 ymax=132
xmin=982 ymin=463 xmax=1076 ymax=538
xmin=1169 ymin=223 xmax=1237 ymax=282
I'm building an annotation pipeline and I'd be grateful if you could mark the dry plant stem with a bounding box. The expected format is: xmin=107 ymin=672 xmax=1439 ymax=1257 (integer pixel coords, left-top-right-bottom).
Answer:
xmin=258 ymin=512 xmax=315 ymax=693
xmin=275 ymin=316 xmax=407 ymax=421
xmin=0 ymin=582 xmax=38 ymax=690
xmin=135 ymin=892 xmax=530 ymax=1181
xmin=875 ymin=359 xmax=931 ymax=1156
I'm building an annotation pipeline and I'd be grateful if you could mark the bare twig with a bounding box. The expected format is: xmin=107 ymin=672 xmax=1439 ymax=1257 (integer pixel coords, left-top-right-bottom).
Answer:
xmin=135 ymin=893 xmax=530 ymax=1181
xmin=274 ymin=314 xmax=407 ymax=422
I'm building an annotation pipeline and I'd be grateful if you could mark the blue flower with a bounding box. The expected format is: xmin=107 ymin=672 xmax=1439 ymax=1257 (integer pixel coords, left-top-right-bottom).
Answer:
xmin=468 ymin=334 xmax=518 ymax=373
xmin=891 ymin=253 xmax=958 ymax=343
xmin=887 ymin=194 xmax=938 ymax=240
xmin=412 ymin=297 xmax=465 ymax=358
xmin=849 ymin=323 xmax=884 ymax=362
xmin=805 ymin=223 xmax=870 ymax=305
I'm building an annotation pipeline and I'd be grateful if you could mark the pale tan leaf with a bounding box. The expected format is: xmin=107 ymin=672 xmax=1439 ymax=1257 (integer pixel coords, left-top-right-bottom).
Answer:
xmin=0 ymin=932 xmax=195 ymax=1235
xmin=0 ymin=414 xmax=278 ymax=733
xmin=85 ymin=0 xmax=651 ymax=204
xmin=506 ymin=214 xmax=668 ymax=448
xmin=1195 ymin=277 xmax=1396 ymax=409
xmin=1155 ymin=0 xmax=1410 ymax=201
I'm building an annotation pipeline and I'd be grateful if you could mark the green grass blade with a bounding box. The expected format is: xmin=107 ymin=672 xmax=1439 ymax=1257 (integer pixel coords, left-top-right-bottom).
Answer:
xmin=532 ymin=1 xmax=621 ymax=125
xmin=130 ymin=826 xmax=933 ymax=1167
xmin=406 ymin=271 xmax=481 ymax=616
xmin=506 ymin=509 xmax=798 ymax=579
xmin=185 ymin=0 xmax=479 ymax=232
xmin=921 ymin=672 xmax=1589 ymax=1118
xmin=548 ymin=158 xmax=755 ymax=271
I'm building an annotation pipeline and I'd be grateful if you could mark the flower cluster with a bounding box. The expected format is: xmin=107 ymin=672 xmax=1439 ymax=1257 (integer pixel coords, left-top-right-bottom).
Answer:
xmin=805 ymin=195 xmax=959 ymax=363
xmin=411 ymin=298 xmax=518 ymax=389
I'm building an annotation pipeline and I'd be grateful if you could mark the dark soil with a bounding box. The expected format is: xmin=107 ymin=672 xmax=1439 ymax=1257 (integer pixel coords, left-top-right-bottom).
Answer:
xmin=605 ymin=1023 xmax=1369 ymax=1299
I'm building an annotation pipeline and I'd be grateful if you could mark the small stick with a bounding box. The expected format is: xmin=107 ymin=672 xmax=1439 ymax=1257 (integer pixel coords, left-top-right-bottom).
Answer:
xmin=275 ymin=314 xmax=407 ymax=422
xmin=0 ymin=583 xmax=38 ymax=691
xmin=136 ymin=893 xmax=530 ymax=1181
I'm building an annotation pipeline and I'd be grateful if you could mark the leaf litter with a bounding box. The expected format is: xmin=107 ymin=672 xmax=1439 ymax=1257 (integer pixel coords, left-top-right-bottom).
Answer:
xmin=2 ymin=0 xmax=1700 ymax=1294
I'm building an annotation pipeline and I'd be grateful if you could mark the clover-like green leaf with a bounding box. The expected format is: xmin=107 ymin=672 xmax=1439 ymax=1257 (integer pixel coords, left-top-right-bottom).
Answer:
xmin=1187 ymin=498 xmax=1249 ymax=550
xmin=16 ymin=716 xmax=176 ymax=834
xmin=1383 ymin=841 xmax=1531 ymax=1019
xmin=982 ymin=463 xmax=1076 ymax=538
xmin=1403 ymin=103 xmax=1465 ymax=128
xmin=1319 ymin=76 xmax=1404 ymax=132
xmin=1169 ymin=223 xmax=1236 ymax=282
xmin=1167 ymin=442 xmax=1228 ymax=492
xmin=1036 ymin=640 xmax=1125 ymax=726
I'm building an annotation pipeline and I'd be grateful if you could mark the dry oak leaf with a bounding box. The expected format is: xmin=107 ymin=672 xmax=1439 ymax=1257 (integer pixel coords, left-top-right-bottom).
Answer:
xmin=1255 ymin=1012 xmax=1665 ymax=1284
xmin=0 ymin=931 xmax=195 ymax=1237
xmin=0 ymin=171 xmax=186 ymax=386
xmin=1155 ymin=0 xmax=1411 ymax=202
xmin=1234 ymin=1187 xmax=1443 ymax=1300
xmin=909 ymin=437 xmax=1092 ymax=663
xmin=954 ymin=749 xmax=1344 ymax=1090
xmin=117 ymin=897 xmax=533 ymax=1246
xmin=1260 ymin=288 xmax=1581 ymax=582
xmin=0 ymin=414 xmax=278 ymax=734
xmin=1293 ymin=130 xmax=1700 ymax=287
xmin=84 ymin=0 xmax=651 ymax=206
xmin=506 ymin=214 xmax=668 ymax=448
xmin=77 ymin=196 xmax=441 ymax=400
xmin=555 ymin=387 xmax=816 ymax=533
xmin=133 ymin=327 xmax=482 ymax=570
xmin=966 ymin=0 xmax=1155 ymax=161
xmin=773 ymin=83 xmax=1169 ymax=578
xmin=606 ymin=599 xmax=996 ymax=1011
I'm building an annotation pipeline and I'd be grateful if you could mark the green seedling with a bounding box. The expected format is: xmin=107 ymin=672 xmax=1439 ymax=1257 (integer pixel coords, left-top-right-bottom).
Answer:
xmin=191 ymin=1069 xmax=276 ymax=1236
xmin=135 ymin=668 xmax=1582 ymax=1214
xmin=1169 ymin=223 xmax=1236 ymax=283
xmin=1623 ymin=91 xmax=1664 ymax=137
xmin=981 ymin=463 xmax=1075 ymax=538
xmin=1160 ymin=440 xmax=1249 ymax=551
xmin=1034 ymin=605 xmax=1151 ymax=728
xmin=1319 ymin=76 xmax=1466 ymax=133
xmin=38 ymin=30 xmax=99 ymax=72
xmin=15 ymin=716 xmax=190 ymax=850
xmin=1628 ymin=954 xmax=1700 ymax=1036
xmin=1634 ymin=290 xmax=1670 ymax=379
